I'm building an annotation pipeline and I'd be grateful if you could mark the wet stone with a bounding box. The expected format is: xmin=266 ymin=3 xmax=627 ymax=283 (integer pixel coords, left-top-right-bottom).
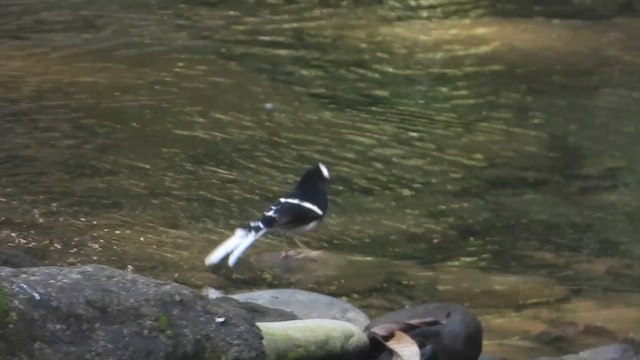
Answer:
xmin=231 ymin=288 xmax=370 ymax=329
xmin=258 ymin=319 xmax=370 ymax=360
xmin=367 ymin=302 xmax=483 ymax=360
xmin=0 ymin=264 xmax=265 ymax=360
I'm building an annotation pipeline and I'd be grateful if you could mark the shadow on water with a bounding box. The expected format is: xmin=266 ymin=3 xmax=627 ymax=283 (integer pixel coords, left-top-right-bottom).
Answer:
xmin=1 ymin=1 xmax=640 ymax=357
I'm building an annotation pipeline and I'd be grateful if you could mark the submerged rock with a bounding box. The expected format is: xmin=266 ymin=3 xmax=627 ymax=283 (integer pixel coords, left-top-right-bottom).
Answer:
xmin=534 ymin=343 xmax=639 ymax=360
xmin=0 ymin=244 xmax=41 ymax=268
xmin=535 ymin=321 xmax=618 ymax=347
xmin=248 ymin=250 xmax=438 ymax=311
xmin=0 ymin=264 xmax=265 ymax=360
xmin=432 ymin=266 xmax=570 ymax=307
xmin=232 ymin=288 xmax=370 ymax=329
xmin=480 ymin=290 xmax=640 ymax=359
xmin=248 ymin=250 xmax=400 ymax=295
xmin=258 ymin=319 xmax=369 ymax=360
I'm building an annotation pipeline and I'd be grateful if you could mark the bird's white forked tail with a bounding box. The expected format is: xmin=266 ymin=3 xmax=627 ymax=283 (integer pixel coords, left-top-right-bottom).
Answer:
xmin=204 ymin=227 xmax=267 ymax=267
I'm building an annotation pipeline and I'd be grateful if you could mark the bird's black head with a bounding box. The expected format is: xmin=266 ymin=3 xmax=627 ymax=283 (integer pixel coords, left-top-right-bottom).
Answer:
xmin=296 ymin=162 xmax=330 ymax=188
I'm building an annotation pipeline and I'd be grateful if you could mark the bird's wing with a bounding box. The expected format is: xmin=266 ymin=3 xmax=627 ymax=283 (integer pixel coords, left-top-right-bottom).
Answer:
xmin=262 ymin=197 xmax=324 ymax=230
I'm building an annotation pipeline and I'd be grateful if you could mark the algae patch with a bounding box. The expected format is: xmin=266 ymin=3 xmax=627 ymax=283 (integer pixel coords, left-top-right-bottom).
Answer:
xmin=157 ymin=313 xmax=172 ymax=335
xmin=0 ymin=286 xmax=10 ymax=329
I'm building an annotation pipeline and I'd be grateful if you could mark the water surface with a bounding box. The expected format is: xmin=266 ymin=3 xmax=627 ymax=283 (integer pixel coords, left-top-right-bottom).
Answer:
xmin=1 ymin=1 xmax=640 ymax=358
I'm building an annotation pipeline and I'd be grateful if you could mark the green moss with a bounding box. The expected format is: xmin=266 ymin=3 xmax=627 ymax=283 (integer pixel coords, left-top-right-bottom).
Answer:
xmin=0 ymin=286 xmax=10 ymax=329
xmin=156 ymin=313 xmax=171 ymax=335
xmin=203 ymin=343 xmax=222 ymax=360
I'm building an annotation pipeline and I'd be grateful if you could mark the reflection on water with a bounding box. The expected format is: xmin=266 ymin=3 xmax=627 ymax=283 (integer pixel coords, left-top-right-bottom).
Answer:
xmin=1 ymin=1 xmax=640 ymax=358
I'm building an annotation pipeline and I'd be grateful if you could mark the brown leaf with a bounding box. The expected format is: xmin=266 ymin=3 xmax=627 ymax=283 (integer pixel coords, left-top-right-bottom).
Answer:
xmin=385 ymin=331 xmax=421 ymax=360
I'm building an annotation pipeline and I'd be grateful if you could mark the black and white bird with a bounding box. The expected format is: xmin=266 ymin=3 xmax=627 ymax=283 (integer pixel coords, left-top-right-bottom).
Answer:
xmin=204 ymin=163 xmax=330 ymax=267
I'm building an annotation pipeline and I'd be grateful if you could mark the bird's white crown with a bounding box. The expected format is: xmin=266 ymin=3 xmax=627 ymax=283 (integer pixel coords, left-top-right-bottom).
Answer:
xmin=318 ymin=162 xmax=330 ymax=180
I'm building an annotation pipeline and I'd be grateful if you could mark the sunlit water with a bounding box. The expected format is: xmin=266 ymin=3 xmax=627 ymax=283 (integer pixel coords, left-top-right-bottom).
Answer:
xmin=1 ymin=1 xmax=640 ymax=358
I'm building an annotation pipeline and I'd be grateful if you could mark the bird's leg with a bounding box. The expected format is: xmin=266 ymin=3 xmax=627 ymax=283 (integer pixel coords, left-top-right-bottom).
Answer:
xmin=279 ymin=234 xmax=293 ymax=258
xmin=279 ymin=236 xmax=322 ymax=260
xmin=293 ymin=236 xmax=322 ymax=259
xmin=280 ymin=236 xmax=305 ymax=259
xmin=293 ymin=237 xmax=310 ymax=250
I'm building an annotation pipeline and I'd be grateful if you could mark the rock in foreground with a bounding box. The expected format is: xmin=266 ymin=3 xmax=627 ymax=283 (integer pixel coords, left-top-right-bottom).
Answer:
xmin=232 ymin=288 xmax=370 ymax=329
xmin=0 ymin=265 xmax=265 ymax=360
xmin=258 ymin=319 xmax=369 ymax=360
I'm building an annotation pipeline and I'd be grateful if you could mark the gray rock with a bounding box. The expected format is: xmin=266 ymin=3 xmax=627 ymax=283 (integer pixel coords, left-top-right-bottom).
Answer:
xmin=367 ymin=303 xmax=483 ymax=360
xmin=203 ymin=286 xmax=225 ymax=299
xmin=478 ymin=355 xmax=502 ymax=360
xmin=258 ymin=319 xmax=369 ymax=360
xmin=202 ymin=287 xmax=298 ymax=322
xmin=534 ymin=343 xmax=639 ymax=360
xmin=238 ymin=301 xmax=298 ymax=323
xmin=0 ymin=264 xmax=265 ymax=360
xmin=232 ymin=288 xmax=370 ymax=329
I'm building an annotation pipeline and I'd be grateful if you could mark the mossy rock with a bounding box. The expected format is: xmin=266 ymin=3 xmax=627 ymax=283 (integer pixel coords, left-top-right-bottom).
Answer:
xmin=258 ymin=319 xmax=369 ymax=360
